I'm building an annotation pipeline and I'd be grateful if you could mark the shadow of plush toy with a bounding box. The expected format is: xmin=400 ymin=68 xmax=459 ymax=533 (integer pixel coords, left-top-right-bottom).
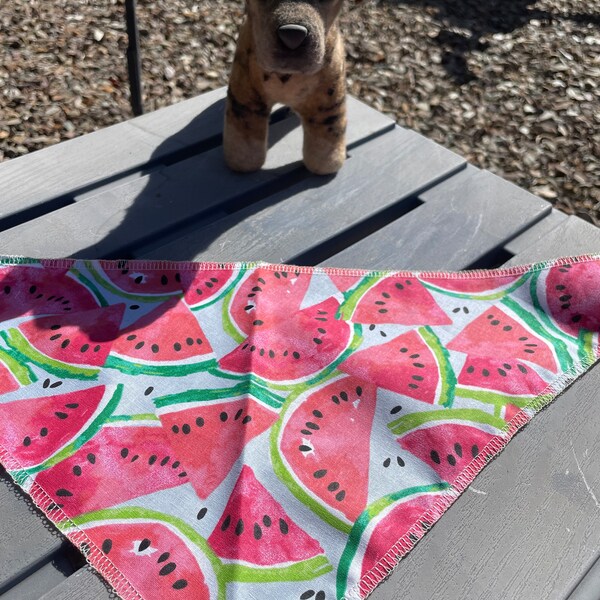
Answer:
xmin=224 ymin=0 xmax=347 ymax=175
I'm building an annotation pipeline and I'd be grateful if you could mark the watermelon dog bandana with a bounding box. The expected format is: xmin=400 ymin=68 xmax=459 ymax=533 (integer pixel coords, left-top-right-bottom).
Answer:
xmin=0 ymin=255 xmax=598 ymax=600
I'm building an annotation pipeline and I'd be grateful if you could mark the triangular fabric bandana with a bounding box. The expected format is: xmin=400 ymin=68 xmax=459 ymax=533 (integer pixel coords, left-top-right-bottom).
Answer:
xmin=0 ymin=255 xmax=598 ymax=600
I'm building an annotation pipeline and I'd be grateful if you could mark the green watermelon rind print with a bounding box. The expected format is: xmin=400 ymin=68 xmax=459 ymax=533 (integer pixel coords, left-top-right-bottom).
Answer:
xmin=529 ymin=269 xmax=579 ymax=344
xmin=103 ymin=354 xmax=218 ymax=377
xmin=0 ymin=346 xmax=37 ymax=386
xmin=214 ymin=324 xmax=363 ymax=392
xmin=419 ymin=326 xmax=457 ymax=407
xmin=189 ymin=268 xmax=246 ymax=311
xmin=336 ymin=273 xmax=386 ymax=321
xmin=13 ymin=384 xmax=124 ymax=480
xmin=1 ymin=329 xmax=100 ymax=380
xmin=65 ymin=506 xmax=332 ymax=590
xmin=83 ymin=261 xmax=181 ymax=303
xmin=530 ymin=271 xmax=596 ymax=364
xmin=221 ymin=272 xmax=258 ymax=344
xmin=69 ymin=267 xmax=109 ymax=307
xmin=419 ymin=272 xmax=531 ymax=300
xmin=455 ymin=387 xmax=535 ymax=412
xmin=578 ymin=330 xmax=596 ymax=364
xmin=336 ymin=483 xmax=450 ymax=600
xmin=388 ymin=407 xmax=507 ymax=437
xmin=501 ymin=296 xmax=573 ymax=372
xmin=270 ymin=384 xmax=353 ymax=536
xmin=154 ymin=381 xmax=285 ymax=411
xmin=219 ymin=556 xmax=332 ymax=584
xmin=63 ymin=506 xmax=226 ymax=600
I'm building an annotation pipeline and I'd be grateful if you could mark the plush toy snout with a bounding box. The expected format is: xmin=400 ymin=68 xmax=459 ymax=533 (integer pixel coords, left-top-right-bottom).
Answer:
xmin=223 ymin=0 xmax=347 ymax=175
xmin=277 ymin=24 xmax=309 ymax=50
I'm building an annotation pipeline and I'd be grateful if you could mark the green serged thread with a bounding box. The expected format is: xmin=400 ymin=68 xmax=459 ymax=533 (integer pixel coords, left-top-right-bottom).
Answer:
xmin=419 ymin=326 xmax=456 ymax=408
xmin=336 ymin=482 xmax=450 ymax=599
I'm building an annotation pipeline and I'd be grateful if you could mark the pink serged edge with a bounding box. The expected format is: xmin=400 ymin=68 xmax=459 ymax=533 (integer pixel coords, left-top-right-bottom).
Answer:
xmin=0 ymin=252 xmax=600 ymax=279
xmin=0 ymin=442 xmax=143 ymax=599
xmin=344 ymin=351 xmax=600 ymax=600
xmin=0 ymin=252 xmax=598 ymax=600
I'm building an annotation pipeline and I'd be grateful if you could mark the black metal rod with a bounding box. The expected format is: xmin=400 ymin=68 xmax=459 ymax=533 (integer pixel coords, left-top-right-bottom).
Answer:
xmin=125 ymin=0 xmax=143 ymax=116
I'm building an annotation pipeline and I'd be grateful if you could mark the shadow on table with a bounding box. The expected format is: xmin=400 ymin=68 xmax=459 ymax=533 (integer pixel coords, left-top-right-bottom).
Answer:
xmin=70 ymin=97 xmax=335 ymax=263
xmin=381 ymin=0 xmax=600 ymax=84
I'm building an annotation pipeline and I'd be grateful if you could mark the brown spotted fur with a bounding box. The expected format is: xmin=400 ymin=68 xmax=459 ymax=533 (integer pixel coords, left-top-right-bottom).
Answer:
xmin=223 ymin=0 xmax=347 ymax=175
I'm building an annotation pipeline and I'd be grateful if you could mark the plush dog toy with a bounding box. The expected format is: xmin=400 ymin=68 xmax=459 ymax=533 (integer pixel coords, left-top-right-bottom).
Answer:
xmin=223 ymin=0 xmax=346 ymax=175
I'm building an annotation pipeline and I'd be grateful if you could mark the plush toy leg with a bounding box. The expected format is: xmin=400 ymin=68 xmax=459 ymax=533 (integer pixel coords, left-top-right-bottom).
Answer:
xmin=223 ymin=87 xmax=271 ymax=173
xmin=299 ymin=104 xmax=347 ymax=175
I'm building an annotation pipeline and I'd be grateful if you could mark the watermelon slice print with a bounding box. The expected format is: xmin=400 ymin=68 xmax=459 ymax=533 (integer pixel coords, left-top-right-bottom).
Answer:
xmin=208 ymin=466 xmax=331 ymax=580
xmin=399 ymin=422 xmax=497 ymax=485
xmin=274 ymin=375 xmax=378 ymax=529
xmin=105 ymin=298 xmax=216 ymax=376
xmin=340 ymin=329 xmax=444 ymax=404
xmin=421 ymin=273 xmax=520 ymax=295
xmin=456 ymin=357 xmax=549 ymax=397
xmin=341 ymin=275 xmax=451 ymax=326
xmin=545 ymin=260 xmax=600 ymax=336
xmin=220 ymin=297 xmax=354 ymax=385
xmin=0 ymin=386 xmax=110 ymax=469
xmin=66 ymin=507 xmax=222 ymax=600
xmin=84 ymin=260 xmax=185 ymax=300
xmin=337 ymin=486 xmax=448 ymax=600
xmin=0 ymin=265 xmax=98 ymax=321
xmin=0 ymin=359 xmax=19 ymax=395
xmin=226 ymin=267 xmax=312 ymax=338
xmin=35 ymin=420 xmax=189 ymax=517
xmin=327 ymin=272 xmax=363 ymax=293
xmin=180 ymin=265 xmax=239 ymax=309
xmin=447 ymin=305 xmax=558 ymax=373
xmin=155 ymin=384 xmax=281 ymax=499
xmin=1 ymin=304 xmax=125 ymax=379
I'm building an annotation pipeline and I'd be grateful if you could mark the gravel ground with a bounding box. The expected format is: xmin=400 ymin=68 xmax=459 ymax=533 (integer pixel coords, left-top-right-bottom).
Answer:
xmin=1 ymin=0 xmax=598 ymax=223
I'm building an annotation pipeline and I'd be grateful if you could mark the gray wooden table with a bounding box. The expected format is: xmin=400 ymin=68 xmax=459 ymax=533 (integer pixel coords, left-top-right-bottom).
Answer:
xmin=0 ymin=87 xmax=599 ymax=600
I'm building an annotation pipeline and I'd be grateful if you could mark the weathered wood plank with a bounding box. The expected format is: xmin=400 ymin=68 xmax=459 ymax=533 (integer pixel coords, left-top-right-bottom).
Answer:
xmin=0 ymin=470 xmax=66 ymax=594
xmin=0 ymin=88 xmax=228 ymax=220
xmin=2 ymin=558 xmax=72 ymax=600
xmin=370 ymin=361 xmax=600 ymax=600
xmin=0 ymin=97 xmax=394 ymax=259
xmin=324 ymin=167 xmax=551 ymax=270
xmin=504 ymin=213 xmax=600 ymax=266
xmin=567 ymin=555 xmax=600 ymax=600
xmin=37 ymin=568 xmax=113 ymax=600
xmin=370 ymin=232 xmax=600 ymax=600
xmin=137 ymin=126 xmax=466 ymax=261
